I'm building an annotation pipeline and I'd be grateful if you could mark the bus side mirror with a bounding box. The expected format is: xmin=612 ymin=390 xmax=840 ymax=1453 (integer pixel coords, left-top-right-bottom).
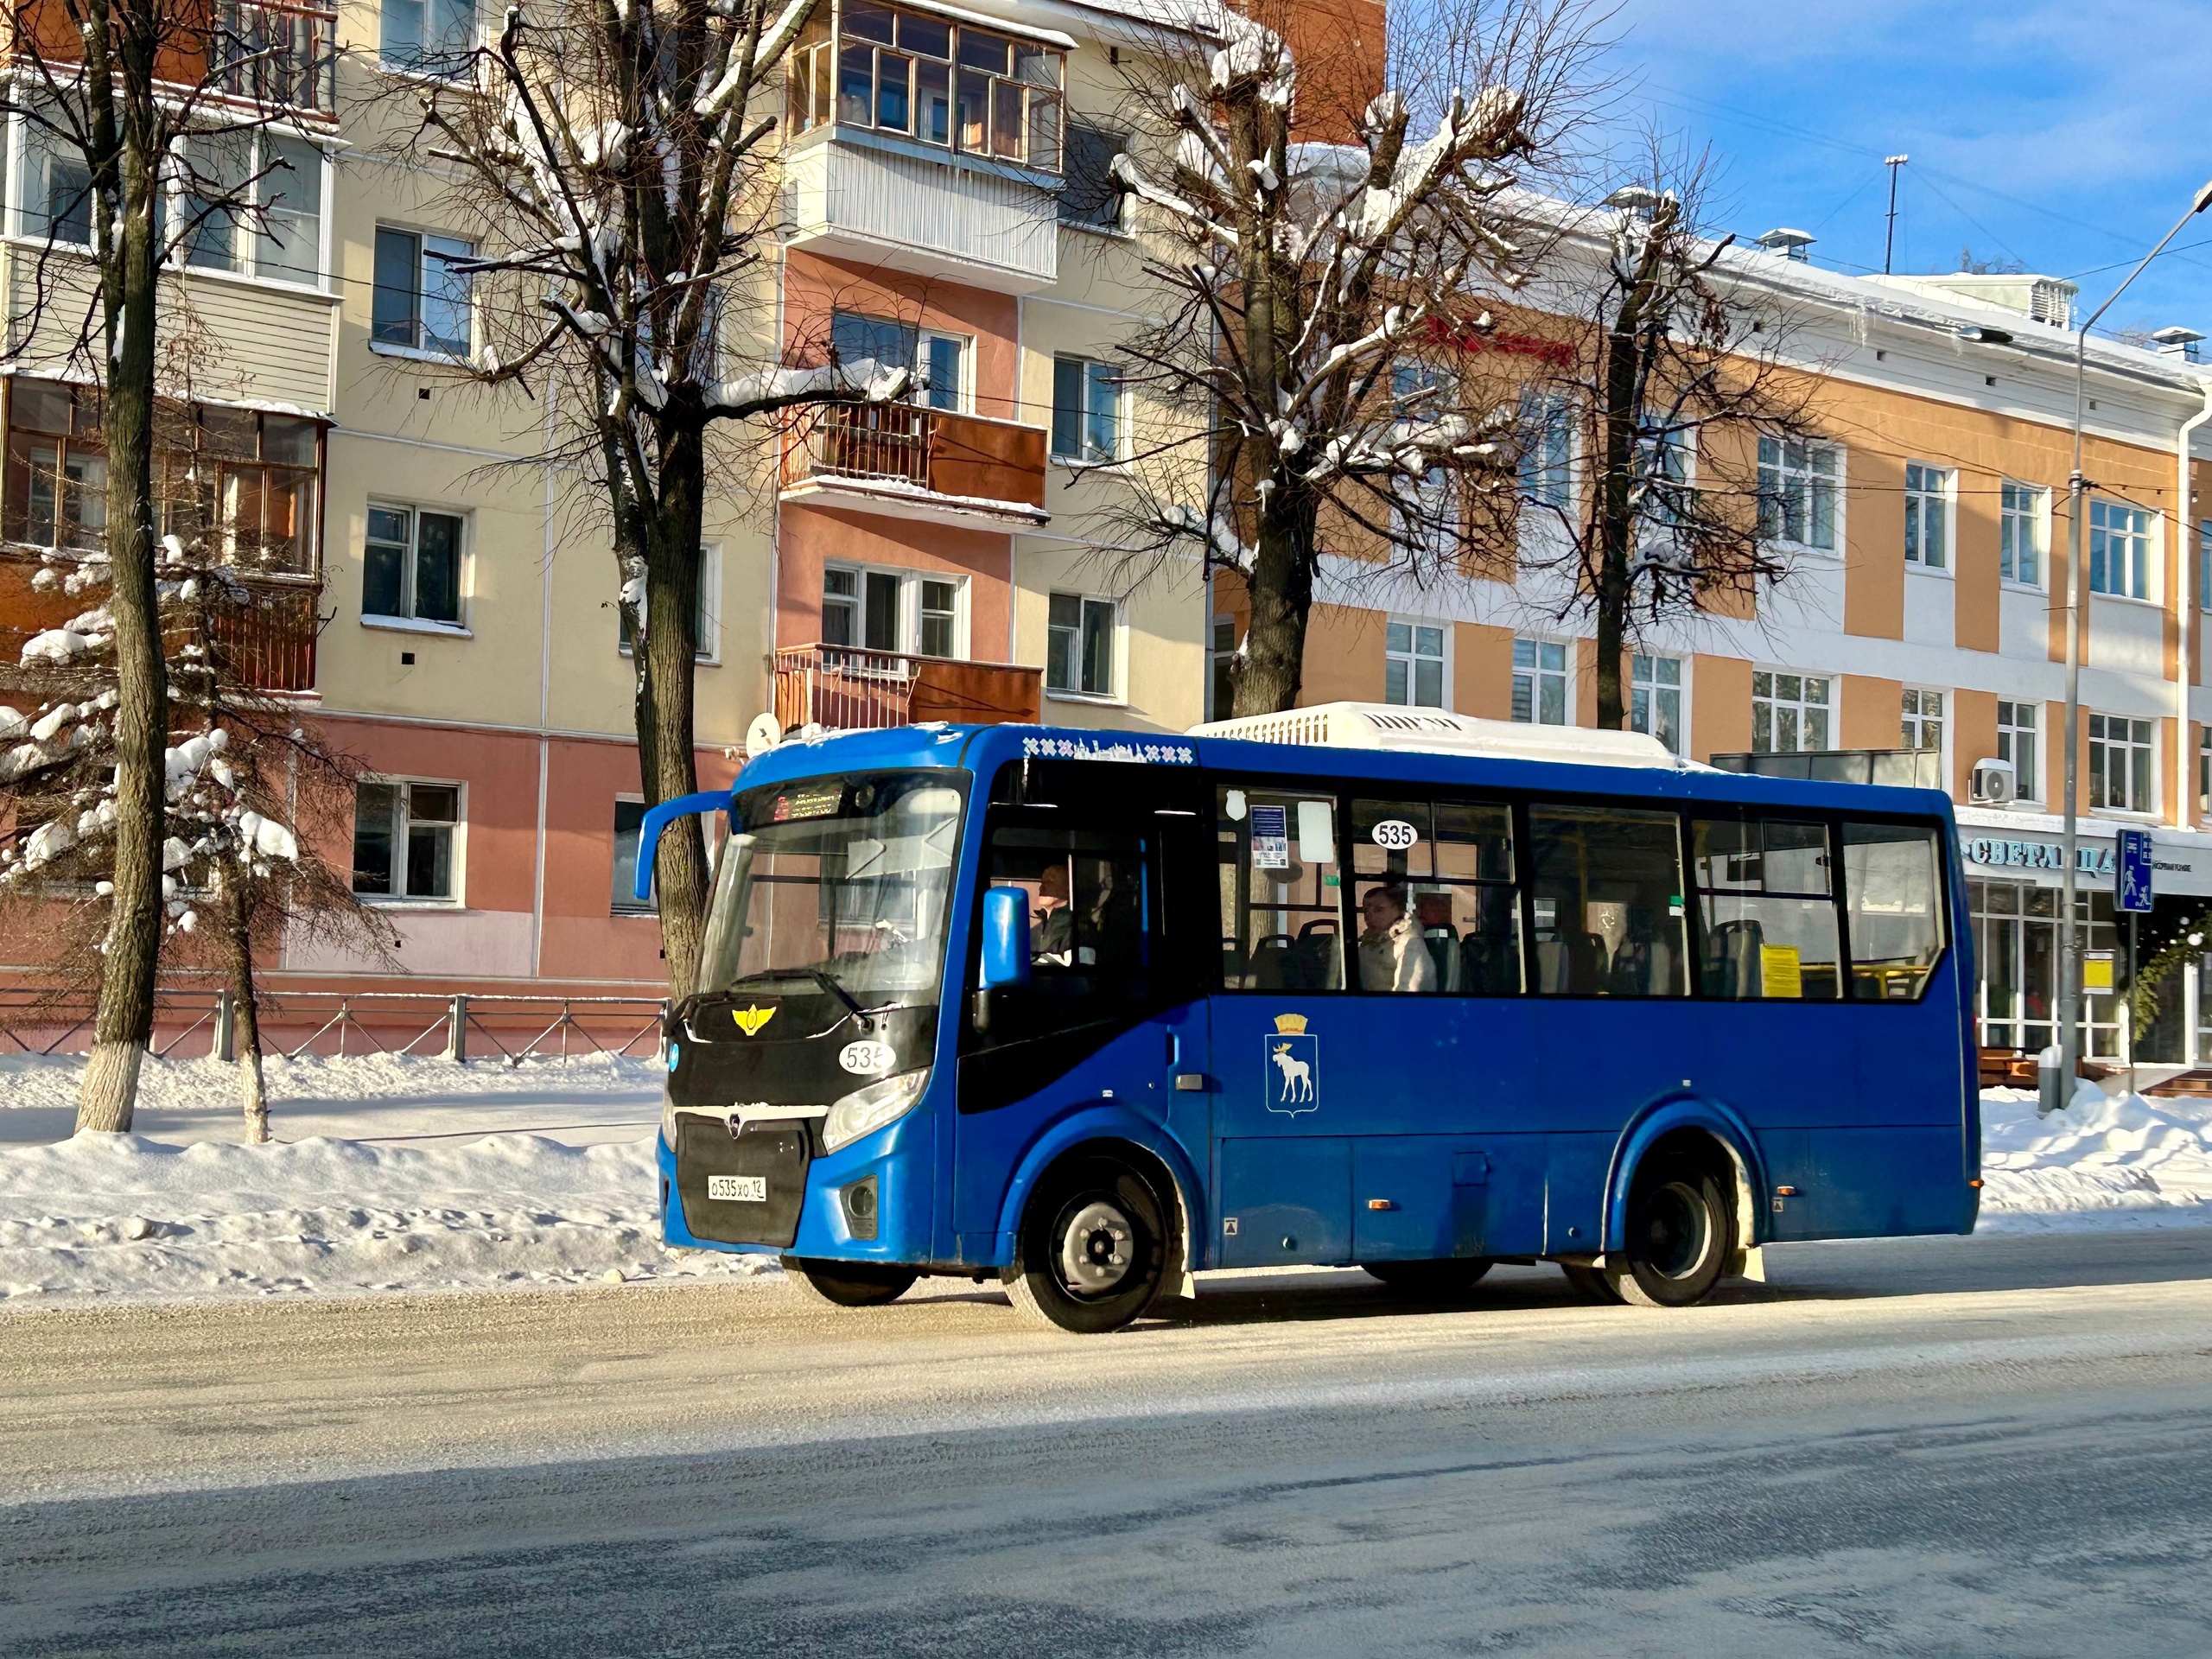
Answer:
xmin=981 ymin=887 xmax=1033 ymax=990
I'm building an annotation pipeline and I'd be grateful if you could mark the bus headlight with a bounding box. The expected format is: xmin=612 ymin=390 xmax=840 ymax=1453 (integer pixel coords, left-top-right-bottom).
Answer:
xmin=661 ymin=1093 xmax=678 ymax=1150
xmin=823 ymin=1069 xmax=930 ymax=1154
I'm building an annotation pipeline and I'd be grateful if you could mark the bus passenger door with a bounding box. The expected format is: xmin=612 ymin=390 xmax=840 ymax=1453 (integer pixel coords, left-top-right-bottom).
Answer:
xmin=1212 ymin=784 xmax=1353 ymax=1268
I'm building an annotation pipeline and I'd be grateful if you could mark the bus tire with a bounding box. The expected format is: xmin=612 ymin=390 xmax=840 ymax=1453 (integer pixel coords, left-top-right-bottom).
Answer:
xmin=1560 ymin=1262 xmax=1622 ymax=1303
xmin=1003 ymin=1154 xmax=1168 ymax=1334
xmin=1363 ymin=1260 xmax=1494 ymax=1298
xmin=1604 ymin=1158 xmax=1734 ymax=1309
xmin=782 ymin=1256 xmax=919 ymax=1307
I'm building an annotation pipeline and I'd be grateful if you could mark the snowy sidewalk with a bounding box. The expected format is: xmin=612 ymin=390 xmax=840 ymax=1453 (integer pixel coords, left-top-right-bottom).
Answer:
xmin=2 ymin=1052 xmax=2210 ymax=1306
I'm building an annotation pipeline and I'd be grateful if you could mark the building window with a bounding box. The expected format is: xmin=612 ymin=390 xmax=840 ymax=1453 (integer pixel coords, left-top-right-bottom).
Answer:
xmin=1904 ymin=462 xmax=1949 ymax=569
xmin=2197 ymin=726 xmax=2209 ymax=816
xmin=6 ymin=378 xmax=321 ymax=575
xmin=372 ymin=226 xmax=474 ymax=356
xmin=918 ymin=578 xmax=959 ymax=657
xmin=363 ymin=505 xmax=463 ymax=626
xmin=1637 ymin=423 xmax=1694 ymax=530
xmin=1757 ymin=436 xmax=1839 ymax=550
xmin=1518 ymin=394 xmax=1573 ymax=512
xmin=1209 ymin=614 xmax=1237 ymax=719
xmin=353 ymin=780 xmax=460 ymax=901
xmin=1511 ymin=638 xmax=1567 ymax=726
xmin=1052 ymin=356 xmax=1121 ymax=462
xmin=1385 ymin=620 xmax=1446 ymax=708
xmin=2199 ymin=519 xmax=2212 ymax=611
xmin=1058 ymin=121 xmax=1126 ymax=228
xmin=18 ymin=107 xmax=92 ymax=246
xmin=2088 ymin=498 xmax=2154 ymax=601
xmin=2000 ymin=481 xmax=2046 ymax=587
xmin=786 ymin=3 xmax=1064 ymax=172
xmin=380 ymin=0 xmax=478 ymax=75
xmin=180 ymin=130 xmax=325 ymax=284
xmin=1901 ymin=687 xmax=1944 ymax=752
xmin=821 ymin=563 xmax=957 ymax=657
xmin=830 ymin=311 xmax=965 ymax=411
xmin=2088 ymin=713 xmax=2153 ymax=814
xmin=611 ymin=800 xmax=654 ymax=915
xmin=1046 ymin=591 xmax=1114 ymax=696
xmin=1630 ymin=653 xmax=1682 ymax=753
xmin=1998 ymin=700 xmax=2038 ymax=802
xmin=1752 ymin=670 xmax=1831 ymax=753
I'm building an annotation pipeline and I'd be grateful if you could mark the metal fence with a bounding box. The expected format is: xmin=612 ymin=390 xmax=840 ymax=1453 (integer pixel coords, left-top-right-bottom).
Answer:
xmin=0 ymin=988 xmax=668 ymax=1065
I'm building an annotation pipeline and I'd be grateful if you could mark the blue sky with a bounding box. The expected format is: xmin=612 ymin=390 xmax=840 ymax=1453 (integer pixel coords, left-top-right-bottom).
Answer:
xmin=1600 ymin=0 xmax=2212 ymax=341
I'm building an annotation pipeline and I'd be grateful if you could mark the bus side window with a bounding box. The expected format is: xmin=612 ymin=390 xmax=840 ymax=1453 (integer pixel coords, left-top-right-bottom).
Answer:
xmin=1691 ymin=818 xmax=1841 ymax=1000
xmin=1842 ymin=821 xmax=1946 ymax=1000
xmin=1528 ymin=804 xmax=1687 ymax=998
xmin=1218 ymin=785 xmax=1343 ymax=991
xmin=1350 ymin=798 xmax=1520 ymax=994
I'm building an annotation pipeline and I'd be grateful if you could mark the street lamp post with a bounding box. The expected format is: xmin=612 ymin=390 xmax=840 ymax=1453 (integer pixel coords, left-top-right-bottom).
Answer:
xmin=2052 ymin=181 xmax=2212 ymax=1111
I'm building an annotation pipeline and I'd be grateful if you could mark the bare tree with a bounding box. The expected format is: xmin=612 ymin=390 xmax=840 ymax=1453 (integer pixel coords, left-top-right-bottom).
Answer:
xmin=1097 ymin=0 xmax=1596 ymax=716
xmin=2 ymin=0 xmax=335 ymax=1128
xmin=0 ymin=417 xmax=397 ymax=1142
xmin=382 ymin=0 xmax=911 ymax=1000
xmin=1513 ymin=147 xmax=1827 ymax=731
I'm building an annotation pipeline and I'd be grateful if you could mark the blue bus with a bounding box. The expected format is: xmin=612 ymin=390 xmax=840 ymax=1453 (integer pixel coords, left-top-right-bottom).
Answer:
xmin=643 ymin=705 xmax=1979 ymax=1333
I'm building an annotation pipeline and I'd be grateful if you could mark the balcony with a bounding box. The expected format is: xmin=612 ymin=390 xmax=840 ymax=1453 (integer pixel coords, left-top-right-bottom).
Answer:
xmin=779 ymin=404 xmax=1048 ymax=530
xmin=784 ymin=133 xmax=1059 ymax=292
xmin=1 ymin=555 xmax=321 ymax=696
xmin=12 ymin=0 xmax=337 ymax=118
xmin=773 ymin=644 xmax=1040 ymax=734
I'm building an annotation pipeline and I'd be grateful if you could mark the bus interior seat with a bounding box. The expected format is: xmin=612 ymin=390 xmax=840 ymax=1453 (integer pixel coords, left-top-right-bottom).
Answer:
xmin=1251 ymin=934 xmax=1295 ymax=989
xmin=1461 ymin=931 xmax=1517 ymax=995
xmin=1294 ymin=918 xmax=1341 ymax=990
xmin=1422 ymin=925 xmax=1461 ymax=992
xmin=1707 ymin=918 xmax=1763 ymax=997
xmin=1566 ymin=931 xmax=1607 ymax=993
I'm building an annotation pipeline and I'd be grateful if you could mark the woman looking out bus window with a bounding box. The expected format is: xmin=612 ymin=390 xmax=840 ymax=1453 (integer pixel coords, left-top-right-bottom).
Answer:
xmin=1358 ymin=885 xmax=1438 ymax=992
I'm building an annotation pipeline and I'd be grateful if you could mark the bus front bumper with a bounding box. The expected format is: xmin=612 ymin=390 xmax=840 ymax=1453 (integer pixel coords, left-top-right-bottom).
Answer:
xmin=657 ymin=1117 xmax=929 ymax=1263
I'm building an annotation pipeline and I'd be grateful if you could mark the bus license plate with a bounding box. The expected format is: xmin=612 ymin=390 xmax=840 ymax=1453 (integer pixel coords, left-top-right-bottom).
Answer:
xmin=709 ymin=1174 xmax=767 ymax=1204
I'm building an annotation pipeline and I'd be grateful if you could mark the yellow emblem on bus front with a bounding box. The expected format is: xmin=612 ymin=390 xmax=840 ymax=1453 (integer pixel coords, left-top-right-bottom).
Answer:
xmin=732 ymin=1004 xmax=777 ymax=1037
xmin=1272 ymin=1013 xmax=1308 ymax=1035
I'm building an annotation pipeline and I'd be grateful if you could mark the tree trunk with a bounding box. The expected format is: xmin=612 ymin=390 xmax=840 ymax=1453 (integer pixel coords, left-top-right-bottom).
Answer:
xmin=1592 ymin=298 xmax=1645 ymax=734
xmin=633 ymin=419 xmax=710 ymax=1001
xmin=76 ymin=131 xmax=167 ymax=1136
xmin=220 ymin=871 xmax=269 ymax=1145
xmin=1235 ymin=490 xmax=1318 ymax=716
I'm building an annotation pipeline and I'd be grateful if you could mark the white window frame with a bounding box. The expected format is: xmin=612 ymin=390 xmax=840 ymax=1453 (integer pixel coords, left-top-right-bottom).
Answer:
xmin=1046 ymin=588 xmax=1119 ymax=701
xmin=1051 ymin=354 xmax=1125 ymax=465
xmin=361 ymin=501 xmax=469 ymax=633
xmin=620 ymin=543 xmax=721 ymax=664
xmin=371 ymin=223 xmax=477 ymax=361
xmin=1904 ymin=461 xmax=1952 ymax=572
xmin=820 ymin=561 xmax=967 ymax=660
xmin=1757 ymin=435 xmax=1841 ymax=553
xmin=1630 ymin=652 xmax=1684 ymax=754
xmin=1384 ymin=617 xmax=1449 ymax=709
xmin=1511 ymin=636 xmax=1568 ymax=726
xmin=1751 ymin=669 xmax=1833 ymax=753
xmin=2088 ymin=712 xmax=2157 ymax=817
xmin=1997 ymin=699 xmax=2039 ymax=803
xmin=1901 ymin=685 xmax=1945 ymax=754
xmin=2000 ymin=480 xmax=2048 ymax=589
xmin=352 ymin=777 xmax=464 ymax=906
xmin=2088 ymin=497 xmax=2158 ymax=603
xmin=1517 ymin=392 xmax=1575 ymax=516
xmin=378 ymin=0 xmax=483 ymax=78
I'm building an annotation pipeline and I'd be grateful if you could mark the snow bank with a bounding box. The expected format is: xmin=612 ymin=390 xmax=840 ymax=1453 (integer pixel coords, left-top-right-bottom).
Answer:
xmin=1978 ymin=1084 xmax=2212 ymax=1232
xmin=0 ymin=1129 xmax=775 ymax=1305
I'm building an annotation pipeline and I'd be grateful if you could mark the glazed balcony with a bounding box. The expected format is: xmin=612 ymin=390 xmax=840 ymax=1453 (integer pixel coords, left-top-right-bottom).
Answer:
xmin=772 ymin=643 xmax=1040 ymax=734
xmin=779 ymin=403 xmax=1048 ymax=530
xmin=12 ymin=0 xmax=338 ymax=118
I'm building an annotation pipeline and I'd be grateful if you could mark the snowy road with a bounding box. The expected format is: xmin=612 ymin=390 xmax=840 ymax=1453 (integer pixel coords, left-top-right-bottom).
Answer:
xmin=7 ymin=1230 xmax=2212 ymax=1655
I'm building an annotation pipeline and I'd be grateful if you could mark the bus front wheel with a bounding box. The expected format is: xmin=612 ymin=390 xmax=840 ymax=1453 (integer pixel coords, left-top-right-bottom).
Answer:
xmin=783 ymin=1256 xmax=919 ymax=1307
xmin=1602 ymin=1157 xmax=1734 ymax=1308
xmin=1004 ymin=1154 xmax=1169 ymax=1334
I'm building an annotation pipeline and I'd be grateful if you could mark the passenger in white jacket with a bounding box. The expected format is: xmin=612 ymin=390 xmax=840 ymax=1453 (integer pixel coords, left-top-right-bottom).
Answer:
xmin=1357 ymin=887 xmax=1437 ymax=993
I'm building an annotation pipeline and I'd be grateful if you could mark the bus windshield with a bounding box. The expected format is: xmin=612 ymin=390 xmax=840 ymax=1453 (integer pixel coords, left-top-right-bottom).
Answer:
xmin=696 ymin=772 xmax=965 ymax=1009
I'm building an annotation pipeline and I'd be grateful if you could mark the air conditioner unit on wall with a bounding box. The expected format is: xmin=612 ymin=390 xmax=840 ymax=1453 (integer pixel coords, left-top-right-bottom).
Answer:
xmin=1971 ymin=757 xmax=2017 ymax=804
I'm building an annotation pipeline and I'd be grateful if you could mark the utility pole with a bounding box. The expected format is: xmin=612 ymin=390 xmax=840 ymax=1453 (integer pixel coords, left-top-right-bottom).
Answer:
xmin=1883 ymin=156 xmax=1909 ymax=275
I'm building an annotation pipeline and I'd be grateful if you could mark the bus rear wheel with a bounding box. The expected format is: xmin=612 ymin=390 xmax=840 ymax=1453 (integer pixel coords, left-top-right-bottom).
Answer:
xmin=1363 ymin=1260 xmax=1494 ymax=1299
xmin=1602 ymin=1158 xmax=1734 ymax=1308
xmin=783 ymin=1256 xmax=919 ymax=1307
xmin=1004 ymin=1154 xmax=1168 ymax=1334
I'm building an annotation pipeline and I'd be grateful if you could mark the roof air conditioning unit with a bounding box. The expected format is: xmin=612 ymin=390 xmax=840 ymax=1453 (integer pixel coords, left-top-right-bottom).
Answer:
xmin=1970 ymin=757 xmax=2016 ymax=805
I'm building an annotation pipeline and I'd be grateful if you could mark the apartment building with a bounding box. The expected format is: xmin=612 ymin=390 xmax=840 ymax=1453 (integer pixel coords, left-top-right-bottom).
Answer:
xmin=0 ymin=0 xmax=1217 ymax=1001
xmin=1211 ymin=251 xmax=2212 ymax=1065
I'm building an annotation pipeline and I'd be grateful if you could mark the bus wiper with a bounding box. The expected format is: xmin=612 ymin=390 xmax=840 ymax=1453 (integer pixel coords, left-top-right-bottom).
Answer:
xmin=728 ymin=966 xmax=866 ymax=1020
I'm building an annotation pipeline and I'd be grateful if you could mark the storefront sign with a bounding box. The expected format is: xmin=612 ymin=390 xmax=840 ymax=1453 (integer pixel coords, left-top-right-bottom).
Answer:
xmin=1963 ymin=837 xmax=2116 ymax=877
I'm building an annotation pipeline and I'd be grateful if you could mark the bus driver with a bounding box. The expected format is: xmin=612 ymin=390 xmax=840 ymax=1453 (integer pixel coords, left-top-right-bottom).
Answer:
xmin=1359 ymin=885 xmax=1437 ymax=993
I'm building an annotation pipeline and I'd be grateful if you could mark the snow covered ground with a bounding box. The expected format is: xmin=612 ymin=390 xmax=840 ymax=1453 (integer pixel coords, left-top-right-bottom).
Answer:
xmin=0 ymin=1052 xmax=2209 ymax=1306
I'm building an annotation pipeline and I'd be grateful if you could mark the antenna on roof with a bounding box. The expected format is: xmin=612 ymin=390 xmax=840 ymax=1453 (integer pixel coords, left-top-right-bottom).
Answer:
xmin=1884 ymin=156 xmax=1910 ymax=276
